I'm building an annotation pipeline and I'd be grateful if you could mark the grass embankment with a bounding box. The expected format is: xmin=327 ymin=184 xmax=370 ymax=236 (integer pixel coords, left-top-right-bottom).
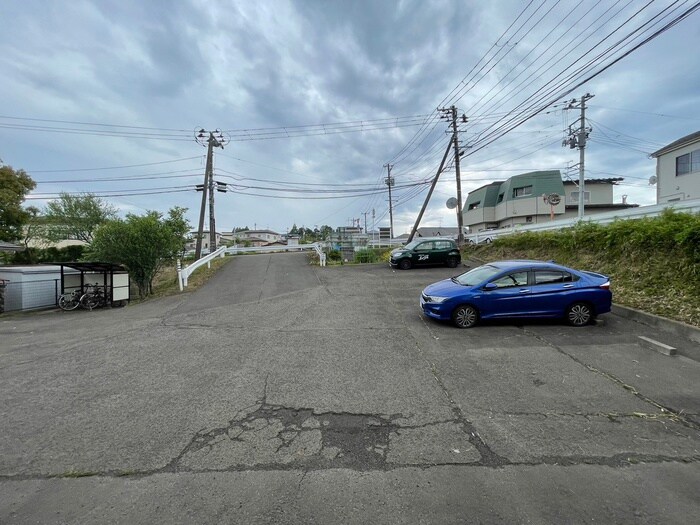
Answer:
xmin=132 ymin=256 xmax=231 ymax=301
xmin=463 ymin=210 xmax=700 ymax=328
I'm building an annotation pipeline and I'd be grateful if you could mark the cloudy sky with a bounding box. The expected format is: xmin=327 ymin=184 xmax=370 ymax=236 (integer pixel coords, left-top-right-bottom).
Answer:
xmin=2 ymin=0 xmax=699 ymax=236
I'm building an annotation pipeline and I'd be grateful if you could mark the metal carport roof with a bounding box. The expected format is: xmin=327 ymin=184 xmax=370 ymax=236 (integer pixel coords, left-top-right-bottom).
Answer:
xmin=47 ymin=262 xmax=127 ymax=272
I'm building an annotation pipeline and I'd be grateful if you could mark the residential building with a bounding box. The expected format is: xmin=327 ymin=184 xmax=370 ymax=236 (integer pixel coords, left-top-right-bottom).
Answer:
xmin=237 ymin=229 xmax=282 ymax=243
xmin=464 ymin=171 xmax=566 ymax=232
xmin=463 ymin=170 xmax=636 ymax=231
xmin=415 ymin=227 xmax=460 ymax=239
xmin=651 ymin=130 xmax=700 ymax=203
xmin=186 ymin=230 xmax=221 ymax=252
xmin=560 ymin=178 xmax=637 ymax=219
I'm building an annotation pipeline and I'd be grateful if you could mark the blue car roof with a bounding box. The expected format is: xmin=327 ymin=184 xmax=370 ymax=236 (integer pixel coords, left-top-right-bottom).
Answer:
xmin=488 ymin=260 xmax=567 ymax=271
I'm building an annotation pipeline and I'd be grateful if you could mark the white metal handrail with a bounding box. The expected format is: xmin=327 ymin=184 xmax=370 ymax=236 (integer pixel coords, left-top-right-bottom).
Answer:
xmin=177 ymin=246 xmax=226 ymax=291
xmin=224 ymin=242 xmax=326 ymax=265
xmin=177 ymin=243 xmax=327 ymax=290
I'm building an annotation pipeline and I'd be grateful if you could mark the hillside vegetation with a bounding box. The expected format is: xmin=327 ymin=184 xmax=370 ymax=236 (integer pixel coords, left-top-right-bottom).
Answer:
xmin=463 ymin=210 xmax=700 ymax=328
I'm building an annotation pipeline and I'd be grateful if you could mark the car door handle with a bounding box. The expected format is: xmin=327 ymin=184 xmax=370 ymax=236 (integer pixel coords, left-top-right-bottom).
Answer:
xmin=562 ymin=284 xmax=574 ymax=288
xmin=519 ymin=289 xmax=530 ymax=293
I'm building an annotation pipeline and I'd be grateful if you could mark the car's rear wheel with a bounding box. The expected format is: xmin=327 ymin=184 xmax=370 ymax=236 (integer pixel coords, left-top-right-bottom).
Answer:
xmin=399 ymin=259 xmax=411 ymax=270
xmin=446 ymin=256 xmax=459 ymax=268
xmin=566 ymin=302 xmax=593 ymax=326
xmin=452 ymin=305 xmax=478 ymax=328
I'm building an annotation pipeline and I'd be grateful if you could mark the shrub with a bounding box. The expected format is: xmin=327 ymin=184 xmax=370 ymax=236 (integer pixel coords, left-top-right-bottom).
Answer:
xmin=355 ymin=249 xmax=378 ymax=263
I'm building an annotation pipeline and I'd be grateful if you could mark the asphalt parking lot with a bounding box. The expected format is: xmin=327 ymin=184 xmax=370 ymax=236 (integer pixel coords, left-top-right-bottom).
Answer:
xmin=1 ymin=252 xmax=698 ymax=524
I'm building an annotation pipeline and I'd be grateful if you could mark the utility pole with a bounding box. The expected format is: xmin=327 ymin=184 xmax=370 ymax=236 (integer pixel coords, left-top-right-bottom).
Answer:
xmin=452 ymin=106 xmax=465 ymax=245
xmin=439 ymin=106 xmax=466 ymax=245
xmin=384 ymin=163 xmax=394 ymax=239
xmin=362 ymin=211 xmax=369 ymax=234
xmin=563 ymin=94 xmax=593 ymax=220
xmin=194 ymin=129 xmax=226 ymax=258
xmin=407 ymin=140 xmax=452 ymax=243
xmin=372 ymin=208 xmax=376 ymax=242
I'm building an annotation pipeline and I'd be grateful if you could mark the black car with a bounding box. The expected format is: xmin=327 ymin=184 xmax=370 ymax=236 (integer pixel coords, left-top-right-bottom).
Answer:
xmin=390 ymin=237 xmax=461 ymax=270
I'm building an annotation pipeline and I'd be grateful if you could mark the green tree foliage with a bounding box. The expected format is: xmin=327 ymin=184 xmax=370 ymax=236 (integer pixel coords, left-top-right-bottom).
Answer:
xmin=0 ymin=164 xmax=36 ymax=242
xmin=20 ymin=206 xmax=41 ymax=248
xmin=86 ymin=207 xmax=190 ymax=298
xmin=10 ymin=244 xmax=85 ymax=265
xmin=42 ymin=193 xmax=118 ymax=244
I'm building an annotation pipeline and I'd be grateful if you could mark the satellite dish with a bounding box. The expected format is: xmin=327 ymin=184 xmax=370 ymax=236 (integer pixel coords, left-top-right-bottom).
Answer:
xmin=446 ymin=197 xmax=458 ymax=209
xmin=547 ymin=193 xmax=561 ymax=205
xmin=649 ymin=175 xmax=657 ymax=185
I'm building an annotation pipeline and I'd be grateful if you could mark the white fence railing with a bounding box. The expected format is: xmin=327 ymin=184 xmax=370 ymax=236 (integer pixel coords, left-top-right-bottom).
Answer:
xmin=177 ymin=243 xmax=327 ymax=290
xmin=177 ymin=246 xmax=227 ymax=290
xmin=465 ymin=198 xmax=700 ymax=244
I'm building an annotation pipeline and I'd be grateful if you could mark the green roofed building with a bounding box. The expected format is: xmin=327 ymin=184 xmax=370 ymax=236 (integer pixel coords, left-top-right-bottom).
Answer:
xmin=463 ymin=170 xmax=636 ymax=233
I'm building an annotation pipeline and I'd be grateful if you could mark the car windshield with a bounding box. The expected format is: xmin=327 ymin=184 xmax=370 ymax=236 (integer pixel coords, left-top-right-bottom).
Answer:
xmin=402 ymin=240 xmax=421 ymax=250
xmin=452 ymin=264 xmax=502 ymax=286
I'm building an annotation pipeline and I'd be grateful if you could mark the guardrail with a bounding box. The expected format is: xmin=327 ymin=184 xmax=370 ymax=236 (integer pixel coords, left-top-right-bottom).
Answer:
xmin=177 ymin=246 xmax=227 ymax=290
xmin=177 ymin=243 xmax=327 ymax=291
xmin=465 ymin=198 xmax=700 ymax=244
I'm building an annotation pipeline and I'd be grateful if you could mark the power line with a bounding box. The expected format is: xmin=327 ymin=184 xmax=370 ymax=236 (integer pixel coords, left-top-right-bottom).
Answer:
xmin=25 ymin=156 xmax=203 ymax=173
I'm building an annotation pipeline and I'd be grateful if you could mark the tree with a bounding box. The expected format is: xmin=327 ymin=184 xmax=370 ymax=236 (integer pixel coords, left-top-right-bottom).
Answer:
xmin=0 ymin=164 xmax=36 ymax=242
xmin=86 ymin=207 xmax=190 ymax=298
xmin=42 ymin=193 xmax=118 ymax=244
xmin=21 ymin=206 xmax=41 ymax=248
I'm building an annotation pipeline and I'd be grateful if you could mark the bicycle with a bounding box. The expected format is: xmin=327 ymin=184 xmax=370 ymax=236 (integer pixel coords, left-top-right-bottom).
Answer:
xmin=58 ymin=288 xmax=82 ymax=311
xmin=79 ymin=283 xmax=110 ymax=311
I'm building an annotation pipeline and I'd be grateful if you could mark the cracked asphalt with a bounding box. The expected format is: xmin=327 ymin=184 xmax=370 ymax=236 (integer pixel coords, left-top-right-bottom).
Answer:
xmin=1 ymin=252 xmax=699 ymax=524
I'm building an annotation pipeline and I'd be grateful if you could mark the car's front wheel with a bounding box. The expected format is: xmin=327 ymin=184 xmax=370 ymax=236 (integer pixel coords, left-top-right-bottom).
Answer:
xmin=399 ymin=259 xmax=411 ymax=270
xmin=566 ymin=302 xmax=593 ymax=326
xmin=452 ymin=304 xmax=478 ymax=328
xmin=446 ymin=256 xmax=459 ymax=268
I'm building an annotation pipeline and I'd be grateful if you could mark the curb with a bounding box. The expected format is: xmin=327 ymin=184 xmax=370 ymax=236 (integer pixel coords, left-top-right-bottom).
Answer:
xmin=612 ymin=304 xmax=700 ymax=362
xmin=611 ymin=304 xmax=700 ymax=344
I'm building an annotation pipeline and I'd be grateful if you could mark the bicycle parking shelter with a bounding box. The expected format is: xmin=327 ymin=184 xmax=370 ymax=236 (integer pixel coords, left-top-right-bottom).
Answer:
xmin=55 ymin=262 xmax=130 ymax=307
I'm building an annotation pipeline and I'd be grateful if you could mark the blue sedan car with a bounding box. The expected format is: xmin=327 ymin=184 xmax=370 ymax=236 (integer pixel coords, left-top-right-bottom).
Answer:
xmin=420 ymin=260 xmax=612 ymax=328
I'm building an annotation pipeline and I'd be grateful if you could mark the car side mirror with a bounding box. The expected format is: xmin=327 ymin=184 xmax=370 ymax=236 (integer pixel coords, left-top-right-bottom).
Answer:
xmin=483 ymin=283 xmax=498 ymax=291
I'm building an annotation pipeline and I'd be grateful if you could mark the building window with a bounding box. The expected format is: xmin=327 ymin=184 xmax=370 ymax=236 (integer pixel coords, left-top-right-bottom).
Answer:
xmin=676 ymin=148 xmax=700 ymax=176
xmin=513 ymin=185 xmax=532 ymax=197
xmin=497 ymin=193 xmax=504 ymax=203
xmin=569 ymin=191 xmax=590 ymax=203
xmin=468 ymin=201 xmax=480 ymax=210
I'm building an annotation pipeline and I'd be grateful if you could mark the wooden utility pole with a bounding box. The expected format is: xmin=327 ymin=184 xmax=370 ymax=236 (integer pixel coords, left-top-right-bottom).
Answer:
xmin=384 ymin=163 xmax=394 ymax=239
xmin=194 ymin=139 xmax=212 ymax=260
xmin=448 ymin=106 xmax=465 ymax=245
xmin=194 ymin=129 xmax=226 ymax=259
xmin=407 ymin=140 xmax=452 ymax=243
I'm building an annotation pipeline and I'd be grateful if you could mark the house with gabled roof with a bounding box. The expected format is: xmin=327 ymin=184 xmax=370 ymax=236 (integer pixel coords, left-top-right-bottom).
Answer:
xmin=651 ymin=131 xmax=700 ymax=203
xmin=463 ymin=170 xmax=637 ymax=231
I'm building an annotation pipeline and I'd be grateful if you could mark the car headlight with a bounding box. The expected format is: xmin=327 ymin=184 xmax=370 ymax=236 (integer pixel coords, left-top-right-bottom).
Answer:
xmin=426 ymin=295 xmax=449 ymax=303
xmin=392 ymin=251 xmax=406 ymax=257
